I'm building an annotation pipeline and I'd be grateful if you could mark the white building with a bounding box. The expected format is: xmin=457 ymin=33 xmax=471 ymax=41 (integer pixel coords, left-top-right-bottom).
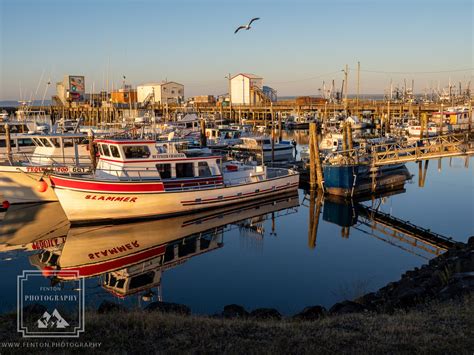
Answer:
xmin=230 ymin=73 xmax=264 ymax=105
xmin=137 ymin=82 xmax=184 ymax=105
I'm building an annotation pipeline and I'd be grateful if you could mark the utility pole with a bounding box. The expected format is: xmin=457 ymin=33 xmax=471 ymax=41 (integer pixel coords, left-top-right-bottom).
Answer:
xmin=356 ymin=61 xmax=360 ymax=117
xmin=343 ymin=64 xmax=348 ymax=115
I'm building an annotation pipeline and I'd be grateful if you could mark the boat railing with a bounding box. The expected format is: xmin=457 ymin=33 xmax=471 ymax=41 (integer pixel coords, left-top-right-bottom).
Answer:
xmin=1 ymin=151 xmax=91 ymax=167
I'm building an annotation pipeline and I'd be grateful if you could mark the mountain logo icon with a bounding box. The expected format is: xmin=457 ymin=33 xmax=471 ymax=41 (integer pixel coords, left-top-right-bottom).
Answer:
xmin=37 ymin=309 xmax=70 ymax=329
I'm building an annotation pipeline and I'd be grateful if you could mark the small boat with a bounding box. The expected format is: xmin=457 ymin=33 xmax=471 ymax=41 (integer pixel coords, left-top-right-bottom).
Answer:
xmin=407 ymin=122 xmax=440 ymax=136
xmin=49 ymin=138 xmax=299 ymax=223
xmin=230 ymin=136 xmax=295 ymax=162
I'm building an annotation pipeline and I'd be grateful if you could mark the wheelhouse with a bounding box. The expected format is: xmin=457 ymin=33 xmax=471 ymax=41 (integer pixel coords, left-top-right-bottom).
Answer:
xmin=95 ymin=139 xmax=223 ymax=182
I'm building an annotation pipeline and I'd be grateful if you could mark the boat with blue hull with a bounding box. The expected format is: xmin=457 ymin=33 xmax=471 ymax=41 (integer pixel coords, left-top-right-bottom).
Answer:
xmin=323 ymin=163 xmax=411 ymax=197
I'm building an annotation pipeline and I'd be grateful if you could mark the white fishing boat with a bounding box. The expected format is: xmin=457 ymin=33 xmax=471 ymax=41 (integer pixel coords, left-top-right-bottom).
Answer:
xmin=407 ymin=122 xmax=440 ymax=137
xmin=230 ymin=136 xmax=295 ymax=162
xmin=49 ymin=138 xmax=299 ymax=223
xmin=205 ymin=127 xmax=244 ymax=149
xmin=0 ymin=133 xmax=91 ymax=204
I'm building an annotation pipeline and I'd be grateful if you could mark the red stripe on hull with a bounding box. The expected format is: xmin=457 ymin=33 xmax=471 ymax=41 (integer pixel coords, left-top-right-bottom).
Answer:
xmin=58 ymin=245 xmax=166 ymax=278
xmin=51 ymin=176 xmax=165 ymax=193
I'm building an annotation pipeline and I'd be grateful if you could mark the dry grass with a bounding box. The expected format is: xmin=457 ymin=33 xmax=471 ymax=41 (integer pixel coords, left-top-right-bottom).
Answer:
xmin=1 ymin=295 xmax=473 ymax=354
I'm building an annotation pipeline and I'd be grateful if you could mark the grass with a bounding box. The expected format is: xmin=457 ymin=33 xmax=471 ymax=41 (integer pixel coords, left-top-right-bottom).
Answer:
xmin=0 ymin=294 xmax=473 ymax=354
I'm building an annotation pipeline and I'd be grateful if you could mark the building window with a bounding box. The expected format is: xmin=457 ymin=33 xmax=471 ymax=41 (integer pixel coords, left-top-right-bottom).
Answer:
xmin=176 ymin=163 xmax=194 ymax=178
xmin=156 ymin=163 xmax=172 ymax=179
xmin=198 ymin=161 xmax=212 ymax=177
xmin=110 ymin=145 xmax=121 ymax=158
xmin=171 ymin=90 xmax=175 ymax=94
xmin=123 ymin=145 xmax=151 ymax=159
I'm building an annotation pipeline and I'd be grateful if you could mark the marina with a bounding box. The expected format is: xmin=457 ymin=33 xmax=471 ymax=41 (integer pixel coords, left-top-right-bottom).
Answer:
xmin=0 ymin=0 xmax=473 ymax=351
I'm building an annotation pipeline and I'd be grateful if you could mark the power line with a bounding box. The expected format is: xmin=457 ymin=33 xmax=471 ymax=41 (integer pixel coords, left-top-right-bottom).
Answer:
xmin=349 ymin=67 xmax=474 ymax=75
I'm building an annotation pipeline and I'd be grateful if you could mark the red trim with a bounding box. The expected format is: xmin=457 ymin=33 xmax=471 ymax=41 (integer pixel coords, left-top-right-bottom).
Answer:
xmin=95 ymin=139 xmax=155 ymax=145
xmin=99 ymin=156 xmax=221 ymax=164
xmin=180 ymin=181 xmax=298 ymax=206
xmin=50 ymin=176 xmax=165 ymax=192
xmin=58 ymin=245 xmax=166 ymax=278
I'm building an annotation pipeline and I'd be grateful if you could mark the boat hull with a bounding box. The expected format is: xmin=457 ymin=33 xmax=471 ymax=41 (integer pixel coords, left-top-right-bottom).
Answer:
xmin=0 ymin=167 xmax=58 ymax=203
xmin=50 ymin=171 xmax=299 ymax=223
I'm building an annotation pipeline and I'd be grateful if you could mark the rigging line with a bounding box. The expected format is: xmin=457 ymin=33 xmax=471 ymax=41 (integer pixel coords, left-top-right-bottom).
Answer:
xmin=349 ymin=67 xmax=474 ymax=75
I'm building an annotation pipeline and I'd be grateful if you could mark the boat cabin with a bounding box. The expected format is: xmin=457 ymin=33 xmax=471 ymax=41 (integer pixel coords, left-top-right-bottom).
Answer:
xmin=95 ymin=139 xmax=223 ymax=183
xmin=27 ymin=133 xmax=89 ymax=165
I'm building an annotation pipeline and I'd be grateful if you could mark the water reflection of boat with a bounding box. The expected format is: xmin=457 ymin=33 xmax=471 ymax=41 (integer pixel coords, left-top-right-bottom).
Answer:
xmin=29 ymin=193 xmax=299 ymax=294
xmin=0 ymin=202 xmax=69 ymax=253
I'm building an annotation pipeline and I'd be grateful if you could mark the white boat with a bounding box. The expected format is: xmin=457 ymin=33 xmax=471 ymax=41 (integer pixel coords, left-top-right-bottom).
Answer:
xmin=231 ymin=136 xmax=295 ymax=162
xmin=49 ymin=138 xmax=299 ymax=223
xmin=205 ymin=127 xmax=246 ymax=149
xmin=0 ymin=133 xmax=91 ymax=204
xmin=407 ymin=122 xmax=440 ymax=137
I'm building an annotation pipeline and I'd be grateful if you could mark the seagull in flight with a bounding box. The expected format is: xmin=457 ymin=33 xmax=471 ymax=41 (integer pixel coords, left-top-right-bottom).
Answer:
xmin=234 ymin=17 xmax=260 ymax=34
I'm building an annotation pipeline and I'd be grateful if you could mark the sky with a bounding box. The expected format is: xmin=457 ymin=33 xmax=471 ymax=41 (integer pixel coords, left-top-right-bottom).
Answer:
xmin=0 ymin=0 xmax=472 ymax=100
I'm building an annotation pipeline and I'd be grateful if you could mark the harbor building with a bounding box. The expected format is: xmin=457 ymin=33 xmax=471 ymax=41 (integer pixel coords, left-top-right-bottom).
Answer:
xmin=111 ymin=85 xmax=138 ymax=104
xmin=137 ymin=82 xmax=184 ymax=106
xmin=230 ymin=73 xmax=275 ymax=105
xmin=55 ymin=75 xmax=86 ymax=105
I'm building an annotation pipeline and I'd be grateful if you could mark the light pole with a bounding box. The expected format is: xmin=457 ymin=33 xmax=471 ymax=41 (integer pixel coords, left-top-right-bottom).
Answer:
xmin=225 ymin=73 xmax=232 ymax=122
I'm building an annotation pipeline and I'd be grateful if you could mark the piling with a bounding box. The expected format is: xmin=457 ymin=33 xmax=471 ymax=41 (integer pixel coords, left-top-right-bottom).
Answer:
xmin=308 ymin=189 xmax=324 ymax=249
xmin=88 ymin=129 xmax=97 ymax=171
xmin=200 ymin=120 xmax=207 ymax=147
xmin=342 ymin=122 xmax=348 ymax=152
xmin=309 ymin=122 xmax=324 ymax=190
xmin=4 ymin=123 xmax=11 ymax=164
xmin=346 ymin=122 xmax=353 ymax=151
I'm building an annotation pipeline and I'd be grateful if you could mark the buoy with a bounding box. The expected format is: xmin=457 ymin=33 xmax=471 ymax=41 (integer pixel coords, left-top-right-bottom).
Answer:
xmin=2 ymin=200 xmax=10 ymax=209
xmin=37 ymin=179 xmax=48 ymax=193
xmin=41 ymin=266 xmax=55 ymax=277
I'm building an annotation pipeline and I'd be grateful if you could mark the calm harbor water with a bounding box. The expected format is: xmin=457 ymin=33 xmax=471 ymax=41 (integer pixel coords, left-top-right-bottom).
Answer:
xmin=0 ymin=136 xmax=472 ymax=316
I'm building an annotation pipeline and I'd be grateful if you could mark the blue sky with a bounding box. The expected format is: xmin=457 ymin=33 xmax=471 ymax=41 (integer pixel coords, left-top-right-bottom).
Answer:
xmin=0 ymin=0 xmax=472 ymax=100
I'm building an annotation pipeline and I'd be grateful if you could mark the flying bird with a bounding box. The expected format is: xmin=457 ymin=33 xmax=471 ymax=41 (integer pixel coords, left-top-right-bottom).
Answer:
xmin=234 ymin=17 xmax=260 ymax=34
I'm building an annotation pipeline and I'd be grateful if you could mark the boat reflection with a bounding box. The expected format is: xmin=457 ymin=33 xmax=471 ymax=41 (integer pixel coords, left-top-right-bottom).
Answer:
xmin=20 ymin=193 xmax=299 ymax=299
xmin=304 ymin=188 xmax=456 ymax=259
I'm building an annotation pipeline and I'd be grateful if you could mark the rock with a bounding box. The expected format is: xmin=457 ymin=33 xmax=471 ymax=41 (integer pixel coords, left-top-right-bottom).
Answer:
xmin=249 ymin=308 xmax=282 ymax=320
xmin=467 ymin=236 xmax=474 ymax=247
xmin=292 ymin=305 xmax=326 ymax=321
xmin=222 ymin=304 xmax=248 ymax=319
xmin=329 ymin=301 xmax=368 ymax=315
xmin=394 ymin=286 xmax=426 ymax=308
xmin=97 ymin=300 xmax=128 ymax=314
xmin=438 ymin=272 xmax=474 ymax=301
xmin=23 ymin=303 xmax=47 ymax=318
xmin=145 ymin=301 xmax=191 ymax=315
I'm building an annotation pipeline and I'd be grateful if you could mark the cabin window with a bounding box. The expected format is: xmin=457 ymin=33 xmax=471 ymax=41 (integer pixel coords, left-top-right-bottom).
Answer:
xmin=110 ymin=145 xmax=121 ymax=158
xmin=101 ymin=144 xmax=111 ymax=157
xmin=198 ymin=161 xmax=212 ymax=177
xmin=115 ymin=279 xmax=125 ymax=289
xmin=32 ymin=138 xmax=43 ymax=146
xmin=263 ymin=139 xmax=271 ymax=145
xmin=50 ymin=138 xmax=60 ymax=147
xmin=63 ymin=139 xmax=74 ymax=147
xmin=39 ymin=138 xmax=52 ymax=147
xmin=98 ymin=144 xmax=104 ymax=156
xmin=123 ymin=145 xmax=151 ymax=159
xmin=176 ymin=162 xmax=194 ymax=178
xmin=129 ymin=271 xmax=155 ymax=290
xmin=18 ymin=138 xmax=34 ymax=147
xmin=156 ymin=163 xmax=172 ymax=179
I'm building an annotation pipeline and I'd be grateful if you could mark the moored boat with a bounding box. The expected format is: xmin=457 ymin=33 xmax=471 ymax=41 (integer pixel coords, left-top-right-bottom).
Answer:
xmin=49 ymin=138 xmax=299 ymax=223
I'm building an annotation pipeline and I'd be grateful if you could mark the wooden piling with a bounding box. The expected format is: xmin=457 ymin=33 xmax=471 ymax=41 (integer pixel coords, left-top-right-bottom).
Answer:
xmin=342 ymin=122 xmax=348 ymax=152
xmin=4 ymin=123 xmax=11 ymax=164
xmin=200 ymin=119 xmax=207 ymax=147
xmin=346 ymin=122 xmax=353 ymax=150
xmin=309 ymin=122 xmax=324 ymax=190
xmin=308 ymin=189 xmax=324 ymax=249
